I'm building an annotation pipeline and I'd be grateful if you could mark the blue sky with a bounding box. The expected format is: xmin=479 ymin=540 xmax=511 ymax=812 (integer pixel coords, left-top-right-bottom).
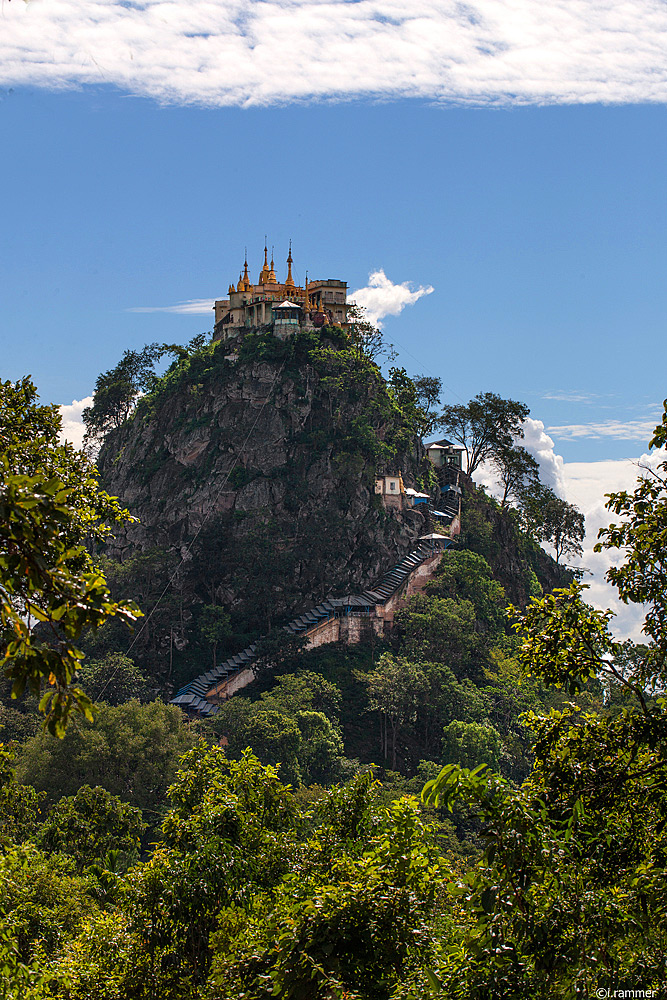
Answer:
xmin=3 ymin=91 xmax=665 ymax=466
xmin=2 ymin=0 xmax=667 ymax=635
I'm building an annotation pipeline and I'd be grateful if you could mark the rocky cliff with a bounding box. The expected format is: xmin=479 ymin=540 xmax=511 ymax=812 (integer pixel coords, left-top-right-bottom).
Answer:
xmin=458 ymin=478 xmax=573 ymax=605
xmin=97 ymin=333 xmax=432 ymax=648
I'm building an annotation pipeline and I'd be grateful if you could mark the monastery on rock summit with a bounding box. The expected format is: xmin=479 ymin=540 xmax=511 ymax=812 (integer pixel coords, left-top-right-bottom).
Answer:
xmin=213 ymin=244 xmax=351 ymax=342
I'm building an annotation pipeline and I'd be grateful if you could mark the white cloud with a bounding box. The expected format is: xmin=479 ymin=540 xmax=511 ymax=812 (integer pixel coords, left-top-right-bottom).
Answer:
xmin=128 ymin=273 xmax=432 ymax=325
xmin=351 ymin=270 xmax=434 ymax=327
xmin=547 ymin=418 xmax=661 ymax=441
xmin=128 ymin=299 xmax=216 ymax=315
xmin=543 ymin=391 xmax=604 ymax=403
xmin=4 ymin=0 xmax=667 ymax=107
xmin=560 ymin=452 xmax=664 ymax=643
xmin=521 ymin=418 xmax=567 ymax=494
xmin=58 ymin=395 xmax=92 ymax=449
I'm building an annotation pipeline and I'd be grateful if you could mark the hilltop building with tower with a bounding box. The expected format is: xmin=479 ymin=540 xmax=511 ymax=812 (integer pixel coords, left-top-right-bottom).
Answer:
xmin=213 ymin=244 xmax=351 ymax=342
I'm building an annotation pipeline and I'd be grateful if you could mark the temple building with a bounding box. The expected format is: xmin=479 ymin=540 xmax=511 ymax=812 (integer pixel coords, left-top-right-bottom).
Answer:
xmin=213 ymin=244 xmax=351 ymax=342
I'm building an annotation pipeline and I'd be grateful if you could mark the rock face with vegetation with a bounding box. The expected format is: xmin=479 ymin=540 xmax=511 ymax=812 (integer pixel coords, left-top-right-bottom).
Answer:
xmin=89 ymin=330 xmax=572 ymax=687
xmin=458 ymin=480 xmax=571 ymax=606
xmin=95 ymin=332 xmax=432 ymax=670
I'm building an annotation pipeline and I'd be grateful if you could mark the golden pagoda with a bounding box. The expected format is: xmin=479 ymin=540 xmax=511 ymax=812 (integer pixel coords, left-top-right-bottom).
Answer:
xmin=212 ymin=243 xmax=351 ymax=343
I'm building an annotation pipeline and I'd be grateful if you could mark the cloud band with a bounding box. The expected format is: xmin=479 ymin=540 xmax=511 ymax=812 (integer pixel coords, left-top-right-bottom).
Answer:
xmin=4 ymin=0 xmax=667 ymax=108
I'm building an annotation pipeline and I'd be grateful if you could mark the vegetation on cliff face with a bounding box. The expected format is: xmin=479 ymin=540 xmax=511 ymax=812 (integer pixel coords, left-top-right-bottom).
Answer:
xmin=89 ymin=329 xmax=436 ymax=687
xmin=80 ymin=328 xmax=574 ymax=693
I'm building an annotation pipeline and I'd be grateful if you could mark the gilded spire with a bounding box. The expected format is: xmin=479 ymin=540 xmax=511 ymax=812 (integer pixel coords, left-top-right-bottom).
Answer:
xmin=285 ymin=242 xmax=295 ymax=289
xmin=242 ymin=251 xmax=250 ymax=291
xmin=268 ymin=246 xmax=277 ymax=283
xmin=259 ymin=240 xmax=270 ymax=284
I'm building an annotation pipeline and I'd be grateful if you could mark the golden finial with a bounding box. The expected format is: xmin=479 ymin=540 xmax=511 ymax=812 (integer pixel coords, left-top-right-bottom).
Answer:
xmin=268 ymin=246 xmax=277 ymax=283
xmin=285 ymin=241 xmax=295 ymax=289
xmin=259 ymin=239 xmax=270 ymax=283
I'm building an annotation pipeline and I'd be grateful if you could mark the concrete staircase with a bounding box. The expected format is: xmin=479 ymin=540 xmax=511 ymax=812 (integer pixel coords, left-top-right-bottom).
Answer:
xmin=171 ymin=538 xmax=452 ymax=718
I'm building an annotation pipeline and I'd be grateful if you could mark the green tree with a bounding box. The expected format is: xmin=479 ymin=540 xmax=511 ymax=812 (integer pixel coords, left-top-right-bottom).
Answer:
xmin=75 ymin=652 xmax=150 ymax=706
xmin=427 ymin=550 xmax=507 ymax=639
xmin=233 ymin=710 xmax=303 ymax=786
xmin=257 ymin=671 xmax=342 ymax=724
xmin=295 ymin=710 xmax=345 ymax=785
xmin=0 ymin=705 xmax=39 ymax=746
xmin=422 ymin=404 xmax=667 ymax=997
xmin=36 ymin=785 xmax=145 ymax=870
xmin=439 ymin=391 xmax=530 ymax=476
xmin=0 ymin=378 xmax=141 ymax=735
xmin=360 ymin=653 xmax=428 ymax=769
xmin=418 ymin=660 xmax=490 ymax=756
xmin=212 ymin=673 xmax=346 ymax=786
xmin=133 ymin=746 xmax=297 ymax=989
xmin=198 ymin=604 xmax=231 ymax=670
xmin=597 ymin=400 xmax=667 ymax=654
xmin=0 ymin=845 xmax=97 ymax=968
xmin=210 ymin=795 xmax=447 ymax=1000
xmin=396 ymin=594 xmax=484 ymax=679
xmin=388 ymin=367 xmax=441 ymax=438
xmin=491 ymin=443 xmax=541 ymax=510
xmin=441 ymin=719 xmax=502 ymax=771
xmin=16 ymin=700 xmax=200 ymax=816
xmin=82 ymin=343 xmax=165 ymax=441
xmin=525 ymin=484 xmax=585 ymax=564
xmin=345 ymin=303 xmax=395 ymax=363
xmin=0 ymin=747 xmax=42 ymax=846
xmin=413 ymin=374 xmax=443 ymax=419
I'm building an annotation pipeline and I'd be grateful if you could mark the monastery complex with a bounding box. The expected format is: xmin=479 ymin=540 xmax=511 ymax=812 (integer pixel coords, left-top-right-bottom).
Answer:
xmin=213 ymin=244 xmax=351 ymax=342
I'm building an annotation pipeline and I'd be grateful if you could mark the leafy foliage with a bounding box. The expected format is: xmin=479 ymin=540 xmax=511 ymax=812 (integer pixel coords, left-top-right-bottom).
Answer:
xmin=82 ymin=342 xmax=167 ymax=440
xmin=524 ymin=484 xmax=586 ymax=565
xmin=16 ymin=700 xmax=201 ymax=815
xmin=0 ymin=747 xmax=42 ymax=846
xmin=421 ymin=403 xmax=667 ymax=997
xmin=491 ymin=444 xmax=540 ymax=511
xmin=0 ymin=378 xmax=141 ymax=735
xmin=36 ymin=784 xmax=145 ymax=870
xmin=198 ymin=605 xmax=232 ymax=670
xmin=214 ymin=671 xmax=347 ymax=786
xmin=358 ymin=653 xmax=428 ymax=770
xmin=439 ymin=392 xmax=530 ymax=476
xmin=75 ymin=652 xmax=151 ymax=706
xmin=388 ymin=367 xmax=442 ymax=438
